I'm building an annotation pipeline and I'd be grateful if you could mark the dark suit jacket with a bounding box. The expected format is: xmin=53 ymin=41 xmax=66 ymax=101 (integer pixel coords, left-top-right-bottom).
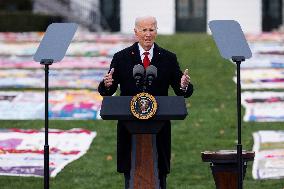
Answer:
xmin=98 ymin=42 xmax=193 ymax=174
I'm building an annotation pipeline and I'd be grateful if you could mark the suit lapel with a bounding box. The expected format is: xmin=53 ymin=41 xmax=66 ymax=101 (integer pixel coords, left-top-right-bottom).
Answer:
xmin=130 ymin=42 xmax=142 ymax=65
xmin=151 ymin=43 xmax=161 ymax=67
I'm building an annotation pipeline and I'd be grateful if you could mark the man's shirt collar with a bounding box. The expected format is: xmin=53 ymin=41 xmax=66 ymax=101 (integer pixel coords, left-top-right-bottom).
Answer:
xmin=138 ymin=43 xmax=154 ymax=61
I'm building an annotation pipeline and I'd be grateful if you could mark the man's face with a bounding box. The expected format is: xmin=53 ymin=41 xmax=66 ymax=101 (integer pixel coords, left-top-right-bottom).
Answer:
xmin=134 ymin=19 xmax=157 ymax=51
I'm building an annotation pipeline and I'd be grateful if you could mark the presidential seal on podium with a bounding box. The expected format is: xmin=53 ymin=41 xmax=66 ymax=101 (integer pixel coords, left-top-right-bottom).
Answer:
xmin=130 ymin=92 xmax=158 ymax=120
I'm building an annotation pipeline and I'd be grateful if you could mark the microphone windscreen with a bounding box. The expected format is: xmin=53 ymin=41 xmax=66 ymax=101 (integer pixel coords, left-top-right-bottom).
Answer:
xmin=133 ymin=64 xmax=145 ymax=77
xmin=146 ymin=65 xmax=157 ymax=78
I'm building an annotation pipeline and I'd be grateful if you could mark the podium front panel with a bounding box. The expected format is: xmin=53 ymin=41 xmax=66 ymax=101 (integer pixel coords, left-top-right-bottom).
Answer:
xmin=100 ymin=96 xmax=188 ymax=120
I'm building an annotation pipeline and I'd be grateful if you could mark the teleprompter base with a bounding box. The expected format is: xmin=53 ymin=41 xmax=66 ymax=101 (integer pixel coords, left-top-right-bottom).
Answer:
xmin=201 ymin=150 xmax=254 ymax=189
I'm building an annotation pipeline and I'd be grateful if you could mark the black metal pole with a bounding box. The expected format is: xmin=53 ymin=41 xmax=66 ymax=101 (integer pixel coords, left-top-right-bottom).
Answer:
xmin=41 ymin=59 xmax=53 ymax=189
xmin=44 ymin=64 xmax=49 ymax=189
xmin=232 ymin=56 xmax=245 ymax=189
xmin=236 ymin=61 xmax=243 ymax=189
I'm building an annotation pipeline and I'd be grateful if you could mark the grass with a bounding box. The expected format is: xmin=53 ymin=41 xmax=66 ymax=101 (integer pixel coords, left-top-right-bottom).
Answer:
xmin=0 ymin=33 xmax=284 ymax=188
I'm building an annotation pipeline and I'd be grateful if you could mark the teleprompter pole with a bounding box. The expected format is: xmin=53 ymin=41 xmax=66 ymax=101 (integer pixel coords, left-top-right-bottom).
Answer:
xmin=232 ymin=56 xmax=245 ymax=189
xmin=41 ymin=59 xmax=53 ymax=189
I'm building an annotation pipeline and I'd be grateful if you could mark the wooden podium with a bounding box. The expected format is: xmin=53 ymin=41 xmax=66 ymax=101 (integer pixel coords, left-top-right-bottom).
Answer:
xmin=100 ymin=96 xmax=188 ymax=189
xmin=201 ymin=150 xmax=254 ymax=189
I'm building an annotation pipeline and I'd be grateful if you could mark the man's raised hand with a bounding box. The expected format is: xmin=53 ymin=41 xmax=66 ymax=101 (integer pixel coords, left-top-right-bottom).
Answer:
xmin=180 ymin=68 xmax=191 ymax=90
xmin=104 ymin=68 xmax=114 ymax=88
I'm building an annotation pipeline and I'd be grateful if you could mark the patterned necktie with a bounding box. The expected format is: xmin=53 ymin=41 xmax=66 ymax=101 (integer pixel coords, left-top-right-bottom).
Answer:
xmin=143 ymin=52 xmax=150 ymax=68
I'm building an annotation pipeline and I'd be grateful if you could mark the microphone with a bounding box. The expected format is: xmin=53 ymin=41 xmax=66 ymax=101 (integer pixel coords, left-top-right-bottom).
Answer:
xmin=146 ymin=65 xmax=157 ymax=86
xmin=133 ymin=64 xmax=145 ymax=89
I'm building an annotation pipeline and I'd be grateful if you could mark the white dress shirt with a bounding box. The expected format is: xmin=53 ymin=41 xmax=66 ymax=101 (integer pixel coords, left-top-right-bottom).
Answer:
xmin=138 ymin=43 xmax=154 ymax=62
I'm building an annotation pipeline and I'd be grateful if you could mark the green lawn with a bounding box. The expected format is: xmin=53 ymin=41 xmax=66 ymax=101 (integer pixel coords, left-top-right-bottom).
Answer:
xmin=0 ymin=33 xmax=283 ymax=188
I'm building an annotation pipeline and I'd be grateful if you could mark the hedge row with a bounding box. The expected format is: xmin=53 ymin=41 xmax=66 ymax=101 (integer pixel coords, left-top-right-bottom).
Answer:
xmin=0 ymin=12 xmax=63 ymax=32
xmin=0 ymin=0 xmax=33 ymax=11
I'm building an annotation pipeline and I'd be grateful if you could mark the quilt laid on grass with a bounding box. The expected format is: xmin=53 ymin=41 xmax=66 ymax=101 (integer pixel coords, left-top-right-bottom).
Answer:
xmin=0 ymin=90 xmax=102 ymax=120
xmin=240 ymin=55 xmax=284 ymax=69
xmin=253 ymin=130 xmax=284 ymax=179
xmin=0 ymin=128 xmax=96 ymax=177
xmin=0 ymin=42 xmax=130 ymax=57
xmin=235 ymin=34 xmax=284 ymax=122
xmin=0 ymin=56 xmax=111 ymax=69
xmin=234 ymin=68 xmax=284 ymax=89
xmin=0 ymin=69 xmax=107 ymax=89
xmin=241 ymin=91 xmax=284 ymax=122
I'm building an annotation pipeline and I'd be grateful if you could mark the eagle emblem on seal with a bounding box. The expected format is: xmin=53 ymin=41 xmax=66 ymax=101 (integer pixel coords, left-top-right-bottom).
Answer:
xmin=130 ymin=92 xmax=158 ymax=120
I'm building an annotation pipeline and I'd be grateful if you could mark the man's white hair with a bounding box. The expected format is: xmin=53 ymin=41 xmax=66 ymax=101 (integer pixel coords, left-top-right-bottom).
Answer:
xmin=135 ymin=16 xmax=157 ymax=29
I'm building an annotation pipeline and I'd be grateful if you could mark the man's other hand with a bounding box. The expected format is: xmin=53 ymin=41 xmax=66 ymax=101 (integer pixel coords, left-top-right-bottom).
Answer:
xmin=180 ymin=69 xmax=190 ymax=91
xmin=104 ymin=68 xmax=114 ymax=88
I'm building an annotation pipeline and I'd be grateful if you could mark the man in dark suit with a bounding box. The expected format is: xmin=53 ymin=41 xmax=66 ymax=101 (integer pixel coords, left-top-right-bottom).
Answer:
xmin=98 ymin=16 xmax=193 ymax=189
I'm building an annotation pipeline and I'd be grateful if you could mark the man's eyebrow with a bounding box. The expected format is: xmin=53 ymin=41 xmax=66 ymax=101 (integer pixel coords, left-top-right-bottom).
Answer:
xmin=141 ymin=28 xmax=155 ymax=30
